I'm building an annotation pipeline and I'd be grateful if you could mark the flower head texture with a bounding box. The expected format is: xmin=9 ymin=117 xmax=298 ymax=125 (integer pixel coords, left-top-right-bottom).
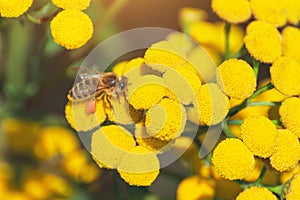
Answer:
xmin=270 ymin=129 xmax=300 ymax=172
xmin=144 ymin=41 xmax=187 ymax=72
xmin=286 ymin=173 xmax=300 ymax=200
xmin=236 ymin=187 xmax=277 ymax=200
xmin=270 ymin=57 xmax=300 ymax=96
xmin=279 ymin=0 xmax=300 ymax=25
xmin=184 ymin=45 xmax=218 ymax=83
xmin=282 ymin=26 xmax=300 ymax=63
xmin=196 ymin=83 xmax=230 ymax=126
xmin=50 ymin=10 xmax=93 ymax=50
xmin=212 ymin=138 xmax=255 ymax=180
xmin=104 ymin=95 xmax=143 ymax=125
xmin=126 ymin=75 xmax=166 ymax=110
xmin=112 ymin=61 xmax=128 ymax=76
xmin=250 ymin=0 xmax=287 ymax=27
xmin=135 ymin=122 xmax=171 ymax=153
xmin=163 ymin=67 xmax=201 ymax=105
xmin=145 ymin=98 xmax=186 ymax=141
xmin=0 ymin=0 xmax=32 ymax=17
xmin=211 ymin=0 xmax=251 ymax=24
xmin=117 ymin=146 xmax=160 ymax=186
xmin=241 ymin=116 xmax=278 ymax=158
xmin=176 ymin=175 xmax=215 ymax=200
xmin=279 ymin=97 xmax=300 ymax=138
xmin=52 ymin=0 xmax=91 ymax=10
xmin=216 ymin=59 xmax=256 ymax=99
xmin=65 ymin=100 xmax=106 ymax=132
xmin=91 ymin=125 xmax=136 ymax=169
xmin=244 ymin=20 xmax=282 ymax=63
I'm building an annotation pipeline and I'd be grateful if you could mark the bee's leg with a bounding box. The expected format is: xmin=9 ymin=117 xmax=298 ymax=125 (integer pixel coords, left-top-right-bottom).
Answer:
xmin=85 ymin=98 xmax=96 ymax=115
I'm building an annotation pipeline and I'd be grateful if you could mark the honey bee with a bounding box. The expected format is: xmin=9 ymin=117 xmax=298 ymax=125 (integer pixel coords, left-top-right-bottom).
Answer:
xmin=68 ymin=67 xmax=128 ymax=114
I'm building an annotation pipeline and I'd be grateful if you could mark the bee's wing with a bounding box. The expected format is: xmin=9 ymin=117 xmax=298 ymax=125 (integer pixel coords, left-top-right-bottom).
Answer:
xmin=71 ymin=66 xmax=103 ymax=80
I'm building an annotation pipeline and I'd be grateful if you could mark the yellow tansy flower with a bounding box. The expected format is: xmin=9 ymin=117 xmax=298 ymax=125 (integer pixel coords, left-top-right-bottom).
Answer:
xmin=144 ymin=41 xmax=187 ymax=72
xmin=280 ymin=164 xmax=300 ymax=184
xmin=50 ymin=10 xmax=93 ymax=50
xmin=250 ymin=0 xmax=287 ymax=27
xmin=179 ymin=7 xmax=208 ymax=28
xmin=270 ymin=57 xmax=300 ymax=96
xmin=121 ymin=57 xmax=145 ymax=75
xmin=211 ymin=0 xmax=251 ymax=24
xmin=212 ymin=138 xmax=255 ymax=180
xmin=24 ymin=177 xmax=51 ymax=200
xmin=135 ymin=121 xmax=171 ymax=153
xmin=286 ymin=173 xmax=300 ymax=200
xmin=244 ymin=158 xmax=264 ymax=182
xmin=279 ymin=97 xmax=300 ymax=138
xmin=104 ymin=95 xmax=143 ymax=125
xmin=1 ymin=118 xmax=40 ymax=153
xmin=279 ymin=0 xmax=300 ymax=25
xmin=117 ymin=146 xmax=160 ymax=186
xmin=166 ymin=32 xmax=195 ymax=54
xmin=183 ymin=45 xmax=217 ymax=83
xmin=244 ymin=20 xmax=282 ymax=63
xmin=163 ymin=67 xmax=201 ymax=105
xmin=145 ymin=98 xmax=186 ymax=141
xmin=126 ymin=75 xmax=166 ymax=110
xmin=282 ymin=26 xmax=300 ymax=63
xmin=196 ymin=83 xmax=230 ymax=126
xmin=91 ymin=125 xmax=136 ymax=169
xmin=65 ymin=100 xmax=106 ymax=132
xmin=190 ymin=22 xmax=244 ymax=55
xmin=217 ymin=59 xmax=256 ymax=99
xmin=34 ymin=126 xmax=79 ymax=160
xmin=176 ymin=175 xmax=215 ymax=200
xmin=52 ymin=0 xmax=91 ymax=10
xmin=241 ymin=116 xmax=278 ymax=158
xmin=236 ymin=187 xmax=277 ymax=200
xmin=112 ymin=61 xmax=128 ymax=76
xmin=270 ymin=129 xmax=300 ymax=172
xmin=0 ymin=0 xmax=32 ymax=17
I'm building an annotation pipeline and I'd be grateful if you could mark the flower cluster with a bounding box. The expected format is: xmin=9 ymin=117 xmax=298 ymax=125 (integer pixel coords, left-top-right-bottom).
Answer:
xmin=0 ymin=118 xmax=100 ymax=199
xmin=175 ymin=0 xmax=300 ymax=199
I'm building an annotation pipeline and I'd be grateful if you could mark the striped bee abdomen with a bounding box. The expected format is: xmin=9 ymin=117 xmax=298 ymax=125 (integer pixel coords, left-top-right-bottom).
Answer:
xmin=70 ymin=78 xmax=99 ymax=101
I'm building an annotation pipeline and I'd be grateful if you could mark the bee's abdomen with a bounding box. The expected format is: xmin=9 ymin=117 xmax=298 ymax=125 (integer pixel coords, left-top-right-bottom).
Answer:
xmin=70 ymin=78 xmax=98 ymax=101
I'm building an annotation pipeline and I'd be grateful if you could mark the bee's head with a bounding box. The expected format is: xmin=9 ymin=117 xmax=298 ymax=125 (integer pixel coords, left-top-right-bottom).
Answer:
xmin=118 ymin=76 xmax=128 ymax=92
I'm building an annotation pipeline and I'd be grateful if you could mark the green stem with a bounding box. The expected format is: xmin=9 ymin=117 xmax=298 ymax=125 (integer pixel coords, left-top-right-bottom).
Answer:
xmin=224 ymin=22 xmax=231 ymax=60
xmin=255 ymin=165 xmax=267 ymax=184
xmin=228 ymin=82 xmax=275 ymax=117
xmin=222 ymin=120 xmax=236 ymax=138
xmin=4 ymin=21 xmax=32 ymax=113
xmin=227 ymin=120 xmax=243 ymax=125
xmin=228 ymin=119 xmax=281 ymax=126
xmin=266 ymin=185 xmax=284 ymax=196
xmin=252 ymin=58 xmax=260 ymax=78
xmin=248 ymin=101 xmax=281 ymax=107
